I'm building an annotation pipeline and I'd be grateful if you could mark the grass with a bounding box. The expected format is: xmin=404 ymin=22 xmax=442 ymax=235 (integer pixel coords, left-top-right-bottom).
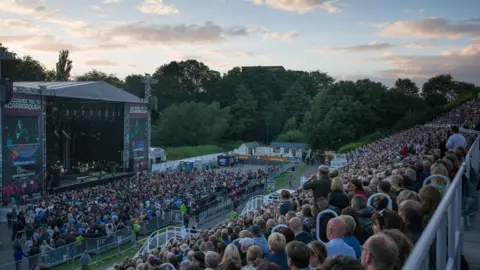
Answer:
xmin=275 ymin=164 xmax=306 ymax=189
xmin=164 ymin=145 xmax=225 ymax=160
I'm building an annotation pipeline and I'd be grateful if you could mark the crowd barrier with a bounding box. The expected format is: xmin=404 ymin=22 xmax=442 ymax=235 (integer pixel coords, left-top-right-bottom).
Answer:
xmin=403 ymin=134 xmax=480 ymax=269
xmin=0 ymin=230 xmax=136 ymax=270
xmin=152 ymin=152 xmax=224 ymax=172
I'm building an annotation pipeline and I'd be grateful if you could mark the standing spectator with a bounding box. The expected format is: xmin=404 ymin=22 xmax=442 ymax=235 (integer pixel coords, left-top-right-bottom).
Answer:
xmin=13 ymin=243 xmax=28 ymax=270
xmin=303 ymin=165 xmax=331 ymax=213
xmin=80 ymin=250 xmax=91 ymax=270
xmin=325 ymin=218 xmax=356 ymax=258
xmin=446 ymin=126 xmax=466 ymax=151
xmin=250 ymin=225 xmax=269 ymax=256
xmin=327 ymin=177 xmax=349 ymax=213
xmin=279 ymin=190 xmax=293 ymax=215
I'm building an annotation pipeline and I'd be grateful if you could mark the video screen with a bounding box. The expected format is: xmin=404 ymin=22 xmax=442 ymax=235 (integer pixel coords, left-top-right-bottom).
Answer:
xmin=130 ymin=118 xmax=146 ymax=139
xmin=4 ymin=117 xmax=39 ymax=145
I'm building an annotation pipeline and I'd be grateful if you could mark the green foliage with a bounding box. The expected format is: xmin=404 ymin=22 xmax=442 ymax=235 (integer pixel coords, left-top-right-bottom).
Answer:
xmin=164 ymin=145 xmax=225 ymax=160
xmin=152 ymin=102 xmax=230 ymax=146
xmin=229 ymin=84 xmax=257 ymax=139
xmin=55 ymin=50 xmax=73 ymax=81
xmin=338 ymin=142 xmax=362 ymax=153
xmin=276 ymin=130 xmax=305 ymax=142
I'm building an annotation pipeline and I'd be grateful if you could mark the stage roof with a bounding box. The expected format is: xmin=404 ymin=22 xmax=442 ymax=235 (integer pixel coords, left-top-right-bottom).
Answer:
xmin=13 ymin=81 xmax=144 ymax=103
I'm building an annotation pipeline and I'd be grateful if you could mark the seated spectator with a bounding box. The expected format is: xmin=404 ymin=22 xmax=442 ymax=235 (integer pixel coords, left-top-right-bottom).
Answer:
xmin=205 ymin=251 xmax=220 ymax=270
xmin=250 ymin=225 xmax=269 ymax=256
xmin=388 ymin=175 xmax=405 ymax=196
xmin=418 ymin=185 xmax=442 ymax=225
xmin=398 ymin=200 xmax=424 ymax=244
xmin=382 ymin=229 xmax=413 ymax=270
xmin=338 ymin=215 xmax=361 ymax=259
xmin=192 ymin=251 xmax=206 ymax=269
xmin=371 ymin=209 xmax=406 ymax=234
xmin=396 ymin=190 xmax=419 ymax=206
xmin=429 ymin=163 xmax=449 ymax=197
xmin=361 ymin=234 xmax=399 ymax=270
xmin=341 ymin=207 xmax=370 ymax=244
xmin=286 ymin=241 xmax=310 ymax=270
xmin=242 ymin=246 xmax=262 ymax=270
xmin=221 ymin=244 xmax=242 ymax=270
xmin=279 ymin=190 xmax=293 ymax=215
xmin=348 ymin=179 xmax=368 ymax=200
xmin=375 ymin=180 xmax=397 ymax=211
xmin=301 ymin=206 xmax=315 ymax=233
xmin=307 ymin=241 xmax=327 ymax=270
xmin=322 ymin=255 xmax=363 ymax=270
xmin=325 ymin=217 xmax=356 ymax=258
xmin=288 ymin=217 xmax=313 ymax=244
xmin=278 ymin=227 xmax=295 ymax=244
xmin=351 ymin=195 xmax=375 ymax=235
xmin=327 ymin=177 xmax=350 ymax=214
xmin=264 ymin=233 xmax=289 ymax=270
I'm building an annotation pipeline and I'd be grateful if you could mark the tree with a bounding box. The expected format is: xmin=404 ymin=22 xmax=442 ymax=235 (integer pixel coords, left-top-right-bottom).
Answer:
xmin=55 ymin=50 xmax=73 ymax=81
xmin=76 ymin=70 xmax=124 ymax=89
xmin=229 ymin=84 xmax=257 ymax=139
xmin=152 ymin=102 xmax=230 ymax=146
xmin=281 ymin=81 xmax=310 ymax=121
xmin=394 ymin=78 xmax=419 ymax=96
xmin=422 ymin=74 xmax=456 ymax=101
xmin=124 ymin=74 xmax=146 ymax=98
xmin=276 ymin=130 xmax=304 ymax=142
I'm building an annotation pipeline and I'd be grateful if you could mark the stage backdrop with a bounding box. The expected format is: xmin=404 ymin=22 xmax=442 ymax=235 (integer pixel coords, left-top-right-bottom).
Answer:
xmin=2 ymin=94 xmax=43 ymax=203
xmin=129 ymin=104 xmax=148 ymax=172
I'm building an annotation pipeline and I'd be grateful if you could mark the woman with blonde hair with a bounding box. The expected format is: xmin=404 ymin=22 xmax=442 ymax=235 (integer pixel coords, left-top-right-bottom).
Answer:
xmin=327 ymin=177 xmax=349 ymax=213
xmin=241 ymin=246 xmax=262 ymax=270
xmin=418 ymin=185 xmax=442 ymax=225
xmin=430 ymin=162 xmax=449 ymax=197
xmin=221 ymin=244 xmax=242 ymax=269
xmin=396 ymin=190 xmax=419 ymax=206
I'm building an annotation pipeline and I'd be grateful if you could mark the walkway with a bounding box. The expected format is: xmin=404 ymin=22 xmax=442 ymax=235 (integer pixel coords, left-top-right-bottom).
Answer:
xmin=463 ymin=196 xmax=480 ymax=270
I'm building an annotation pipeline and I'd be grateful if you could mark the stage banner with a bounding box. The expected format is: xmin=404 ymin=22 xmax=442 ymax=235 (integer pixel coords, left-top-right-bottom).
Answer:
xmin=2 ymin=94 xmax=43 ymax=203
xmin=129 ymin=104 xmax=148 ymax=172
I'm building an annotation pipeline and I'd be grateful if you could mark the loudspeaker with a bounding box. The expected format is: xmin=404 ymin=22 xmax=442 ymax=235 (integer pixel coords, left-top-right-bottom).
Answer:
xmin=0 ymin=78 xmax=13 ymax=104
xmin=149 ymin=96 xmax=158 ymax=111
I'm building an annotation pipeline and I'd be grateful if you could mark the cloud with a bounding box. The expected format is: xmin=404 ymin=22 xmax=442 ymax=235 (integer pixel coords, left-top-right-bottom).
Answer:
xmin=0 ymin=19 xmax=43 ymax=31
xmin=250 ymin=0 xmax=341 ymax=14
xmin=102 ymin=0 xmax=121 ymax=3
xmin=85 ymin=59 xmax=119 ymax=66
xmin=377 ymin=17 xmax=480 ymax=39
xmin=137 ymin=0 xmax=179 ymax=15
xmin=89 ymin=5 xmax=106 ymax=16
xmin=264 ymin=31 xmax=300 ymax=40
xmin=361 ymin=44 xmax=480 ymax=84
xmin=103 ymin=21 xmax=247 ymax=44
xmin=313 ymin=41 xmax=434 ymax=54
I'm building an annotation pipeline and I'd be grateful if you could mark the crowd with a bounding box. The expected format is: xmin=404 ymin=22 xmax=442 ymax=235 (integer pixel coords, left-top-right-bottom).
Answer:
xmin=113 ymin=99 xmax=480 ymax=270
xmin=6 ymin=166 xmax=270 ymax=269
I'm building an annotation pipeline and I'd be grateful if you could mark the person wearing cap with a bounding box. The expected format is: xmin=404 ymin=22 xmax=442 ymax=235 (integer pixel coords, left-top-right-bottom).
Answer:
xmin=302 ymin=165 xmax=331 ymax=213
xmin=250 ymin=225 xmax=270 ymax=256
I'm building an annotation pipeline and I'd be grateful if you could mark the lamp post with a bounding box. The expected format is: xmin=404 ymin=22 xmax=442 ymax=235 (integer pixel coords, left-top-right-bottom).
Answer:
xmin=142 ymin=74 xmax=157 ymax=172
xmin=0 ymin=43 xmax=6 ymax=203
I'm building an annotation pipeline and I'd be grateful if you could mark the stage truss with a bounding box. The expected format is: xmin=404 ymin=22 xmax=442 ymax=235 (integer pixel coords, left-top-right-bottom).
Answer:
xmin=123 ymin=103 xmax=130 ymax=171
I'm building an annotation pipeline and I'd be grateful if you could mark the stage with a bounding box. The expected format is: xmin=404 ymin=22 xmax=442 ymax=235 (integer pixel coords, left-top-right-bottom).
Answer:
xmin=52 ymin=172 xmax=135 ymax=192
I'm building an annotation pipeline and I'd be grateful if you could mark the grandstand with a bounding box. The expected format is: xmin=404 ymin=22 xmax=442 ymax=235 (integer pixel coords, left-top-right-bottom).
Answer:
xmin=105 ymin=98 xmax=480 ymax=270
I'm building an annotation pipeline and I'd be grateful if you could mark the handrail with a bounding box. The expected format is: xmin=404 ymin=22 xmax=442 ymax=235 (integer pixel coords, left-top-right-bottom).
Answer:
xmin=403 ymin=134 xmax=479 ymax=269
xmin=367 ymin=192 xmax=393 ymax=210
xmin=423 ymin=174 xmax=451 ymax=188
xmin=316 ymin=209 xmax=338 ymax=243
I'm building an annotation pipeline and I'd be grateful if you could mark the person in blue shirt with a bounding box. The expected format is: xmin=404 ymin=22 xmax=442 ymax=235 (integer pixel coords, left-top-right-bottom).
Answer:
xmin=250 ymin=225 xmax=270 ymax=256
xmin=325 ymin=217 xmax=356 ymax=258
xmin=13 ymin=245 xmax=28 ymax=270
xmin=446 ymin=126 xmax=466 ymax=151
xmin=338 ymin=215 xmax=362 ymax=259
xmin=264 ymin=232 xmax=289 ymax=270
xmin=279 ymin=190 xmax=293 ymax=215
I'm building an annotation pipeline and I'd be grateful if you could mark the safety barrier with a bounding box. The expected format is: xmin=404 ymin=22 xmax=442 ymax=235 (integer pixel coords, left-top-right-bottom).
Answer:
xmin=316 ymin=209 xmax=338 ymax=244
xmin=134 ymin=226 xmax=199 ymax=258
xmin=367 ymin=193 xmax=393 ymax=210
xmin=403 ymin=134 xmax=480 ymax=269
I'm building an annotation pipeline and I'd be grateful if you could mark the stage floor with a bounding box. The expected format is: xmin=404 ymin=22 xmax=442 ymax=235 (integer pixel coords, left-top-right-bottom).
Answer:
xmin=52 ymin=172 xmax=135 ymax=192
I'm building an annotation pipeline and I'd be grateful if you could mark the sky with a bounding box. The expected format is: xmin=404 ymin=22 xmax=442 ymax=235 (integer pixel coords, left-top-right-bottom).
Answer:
xmin=0 ymin=0 xmax=479 ymax=86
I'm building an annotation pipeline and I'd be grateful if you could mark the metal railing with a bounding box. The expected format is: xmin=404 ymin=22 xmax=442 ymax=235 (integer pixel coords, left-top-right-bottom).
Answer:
xmin=134 ymin=226 xmax=199 ymax=258
xmin=0 ymin=230 xmax=136 ymax=270
xmin=403 ymin=134 xmax=480 ymax=270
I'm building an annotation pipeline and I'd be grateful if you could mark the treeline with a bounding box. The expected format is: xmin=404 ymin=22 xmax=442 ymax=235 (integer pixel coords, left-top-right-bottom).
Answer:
xmin=1 ymin=47 xmax=478 ymax=151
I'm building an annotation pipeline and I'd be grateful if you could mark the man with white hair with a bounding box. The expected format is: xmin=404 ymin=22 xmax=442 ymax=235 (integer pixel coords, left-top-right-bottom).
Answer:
xmin=288 ymin=217 xmax=313 ymax=244
xmin=205 ymin=251 xmax=219 ymax=270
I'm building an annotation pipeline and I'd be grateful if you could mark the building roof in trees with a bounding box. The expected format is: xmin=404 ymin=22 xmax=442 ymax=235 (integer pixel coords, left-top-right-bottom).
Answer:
xmin=13 ymin=81 xmax=144 ymax=103
xmin=243 ymin=141 xmax=260 ymax=148
xmin=270 ymin=142 xmax=310 ymax=149
xmin=241 ymin=66 xmax=285 ymax=72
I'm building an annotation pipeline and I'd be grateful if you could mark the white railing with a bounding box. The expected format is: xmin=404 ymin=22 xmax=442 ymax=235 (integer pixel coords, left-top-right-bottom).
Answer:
xmin=151 ymin=152 xmax=224 ymax=172
xmin=403 ymin=134 xmax=480 ymax=270
xmin=240 ymin=195 xmax=266 ymax=216
xmin=134 ymin=226 xmax=198 ymax=259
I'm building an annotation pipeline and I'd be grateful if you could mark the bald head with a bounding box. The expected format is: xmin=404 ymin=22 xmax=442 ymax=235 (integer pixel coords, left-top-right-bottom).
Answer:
xmin=327 ymin=217 xmax=346 ymax=240
xmin=289 ymin=217 xmax=303 ymax=233
xmin=362 ymin=234 xmax=398 ymax=270
xmin=399 ymin=199 xmax=423 ymax=226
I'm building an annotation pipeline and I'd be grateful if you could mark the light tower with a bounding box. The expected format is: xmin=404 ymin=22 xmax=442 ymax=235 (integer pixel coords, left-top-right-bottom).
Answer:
xmin=142 ymin=74 xmax=158 ymax=171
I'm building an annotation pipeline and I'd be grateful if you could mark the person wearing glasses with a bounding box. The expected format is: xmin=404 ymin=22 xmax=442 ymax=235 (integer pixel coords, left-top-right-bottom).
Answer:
xmin=361 ymin=234 xmax=399 ymax=270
